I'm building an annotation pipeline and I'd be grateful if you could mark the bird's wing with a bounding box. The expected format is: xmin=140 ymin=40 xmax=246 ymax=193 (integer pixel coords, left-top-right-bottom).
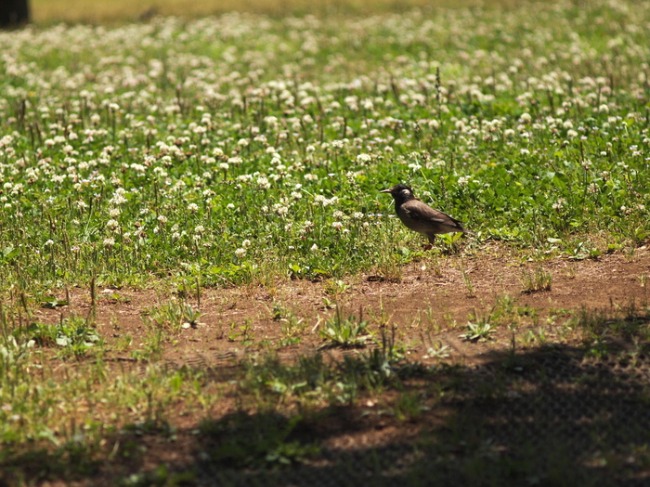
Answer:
xmin=402 ymin=200 xmax=465 ymax=230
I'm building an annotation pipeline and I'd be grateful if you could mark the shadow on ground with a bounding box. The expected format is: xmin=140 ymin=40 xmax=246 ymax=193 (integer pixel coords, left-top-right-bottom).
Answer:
xmin=2 ymin=310 xmax=649 ymax=487
xmin=195 ymin=347 xmax=650 ymax=486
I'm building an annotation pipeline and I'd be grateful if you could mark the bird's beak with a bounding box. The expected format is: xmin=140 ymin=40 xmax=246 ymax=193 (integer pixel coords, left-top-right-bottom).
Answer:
xmin=380 ymin=188 xmax=392 ymax=193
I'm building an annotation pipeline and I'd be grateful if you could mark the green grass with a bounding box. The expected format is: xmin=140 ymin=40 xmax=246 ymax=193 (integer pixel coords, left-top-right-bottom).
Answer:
xmin=1 ymin=0 xmax=650 ymax=484
xmin=0 ymin=0 xmax=648 ymax=292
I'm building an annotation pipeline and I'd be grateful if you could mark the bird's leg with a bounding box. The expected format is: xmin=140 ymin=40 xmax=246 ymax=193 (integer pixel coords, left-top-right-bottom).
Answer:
xmin=423 ymin=234 xmax=436 ymax=250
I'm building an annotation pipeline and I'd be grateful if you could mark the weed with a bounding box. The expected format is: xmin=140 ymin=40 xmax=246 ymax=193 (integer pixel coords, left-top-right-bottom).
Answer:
xmin=142 ymin=300 xmax=200 ymax=331
xmin=19 ymin=316 xmax=102 ymax=358
xmin=319 ymin=306 xmax=370 ymax=348
xmin=180 ymin=304 xmax=201 ymax=329
xmin=227 ymin=320 xmax=254 ymax=344
xmin=199 ymin=411 xmax=319 ymax=468
xmin=424 ymin=342 xmax=451 ymax=360
xmin=323 ymin=279 xmax=351 ymax=296
xmin=521 ymin=268 xmax=553 ymax=294
xmin=272 ymin=302 xmax=306 ymax=346
xmin=575 ymin=303 xmax=650 ymax=356
xmin=40 ymin=296 xmax=69 ymax=309
xmin=393 ymin=391 xmax=428 ymax=421
xmin=462 ymin=269 xmax=476 ymax=298
xmin=460 ymin=321 xmax=495 ymax=342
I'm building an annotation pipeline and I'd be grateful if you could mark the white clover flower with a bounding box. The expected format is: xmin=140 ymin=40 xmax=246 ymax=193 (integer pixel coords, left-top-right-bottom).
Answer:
xmin=552 ymin=198 xmax=566 ymax=210
xmin=103 ymin=237 xmax=116 ymax=247
xmin=44 ymin=239 xmax=54 ymax=247
xmin=458 ymin=176 xmax=470 ymax=186
xmin=194 ymin=225 xmax=205 ymax=234
xmin=187 ymin=203 xmax=199 ymax=213
xmin=110 ymin=192 xmax=127 ymax=206
xmin=409 ymin=162 xmax=422 ymax=171
xmin=310 ymin=243 xmax=319 ymax=251
xmin=257 ymin=176 xmax=271 ymax=190
xmin=242 ymin=239 xmax=251 ymax=248
xmin=106 ymin=219 xmax=119 ymax=230
xmin=332 ymin=221 xmax=343 ymax=230
xmin=157 ymin=215 xmax=168 ymax=223
xmin=235 ymin=248 xmax=247 ymax=258
xmin=356 ymin=153 xmax=372 ymax=164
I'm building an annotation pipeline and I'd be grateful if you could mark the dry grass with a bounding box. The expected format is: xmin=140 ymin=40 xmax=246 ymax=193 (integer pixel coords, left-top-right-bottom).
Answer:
xmin=31 ymin=0 xmax=528 ymax=24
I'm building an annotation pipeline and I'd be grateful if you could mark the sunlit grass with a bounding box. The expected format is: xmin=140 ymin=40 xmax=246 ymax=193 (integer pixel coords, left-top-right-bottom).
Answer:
xmin=2 ymin=1 xmax=649 ymax=291
xmin=1 ymin=0 xmax=649 ymax=483
xmin=30 ymin=0 xmax=527 ymax=24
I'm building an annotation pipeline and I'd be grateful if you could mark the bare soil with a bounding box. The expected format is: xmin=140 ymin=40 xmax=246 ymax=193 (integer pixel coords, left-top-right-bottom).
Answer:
xmin=37 ymin=244 xmax=650 ymax=365
xmin=26 ymin=245 xmax=650 ymax=485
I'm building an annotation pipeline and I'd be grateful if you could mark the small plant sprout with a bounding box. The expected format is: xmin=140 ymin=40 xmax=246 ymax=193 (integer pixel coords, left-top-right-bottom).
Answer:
xmin=272 ymin=302 xmax=306 ymax=346
xmin=424 ymin=341 xmax=451 ymax=360
xmin=319 ymin=305 xmax=370 ymax=348
xmin=181 ymin=303 xmax=202 ymax=329
xmin=324 ymin=279 xmax=351 ymax=297
xmin=462 ymin=268 xmax=476 ymax=298
xmin=460 ymin=321 xmax=495 ymax=342
xmin=520 ymin=268 xmax=553 ymax=294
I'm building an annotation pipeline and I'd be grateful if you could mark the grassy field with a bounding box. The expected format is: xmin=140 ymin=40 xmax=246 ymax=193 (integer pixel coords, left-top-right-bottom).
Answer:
xmin=30 ymin=0 xmax=521 ymax=24
xmin=1 ymin=0 xmax=649 ymax=485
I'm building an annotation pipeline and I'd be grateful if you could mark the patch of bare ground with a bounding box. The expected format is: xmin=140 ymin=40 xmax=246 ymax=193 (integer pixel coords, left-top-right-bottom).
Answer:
xmin=35 ymin=244 xmax=649 ymax=365
xmin=26 ymin=245 xmax=650 ymax=486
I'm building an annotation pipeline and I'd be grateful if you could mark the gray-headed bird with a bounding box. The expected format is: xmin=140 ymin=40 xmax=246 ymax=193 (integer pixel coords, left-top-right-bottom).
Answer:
xmin=381 ymin=184 xmax=465 ymax=245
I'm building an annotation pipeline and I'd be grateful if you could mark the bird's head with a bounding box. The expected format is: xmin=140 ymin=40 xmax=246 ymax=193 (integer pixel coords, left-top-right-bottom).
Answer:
xmin=380 ymin=184 xmax=415 ymax=202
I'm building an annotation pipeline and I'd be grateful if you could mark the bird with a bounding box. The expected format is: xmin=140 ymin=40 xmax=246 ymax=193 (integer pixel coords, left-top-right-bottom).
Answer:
xmin=380 ymin=183 xmax=465 ymax=246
